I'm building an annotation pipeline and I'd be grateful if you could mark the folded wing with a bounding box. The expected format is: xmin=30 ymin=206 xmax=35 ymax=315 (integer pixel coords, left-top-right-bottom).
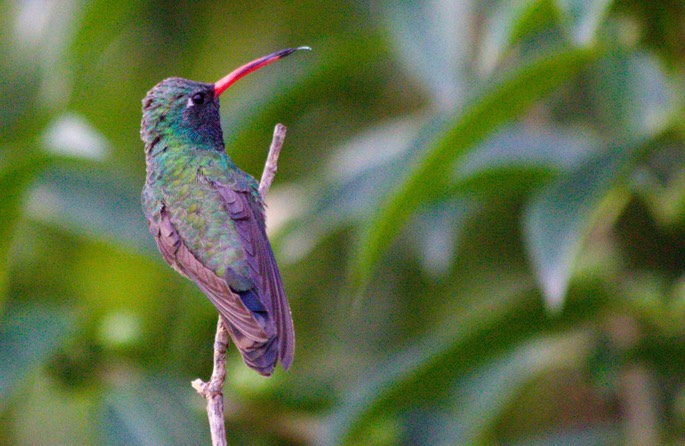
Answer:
xmin=214 ymin=183 xmax=295 ymax=371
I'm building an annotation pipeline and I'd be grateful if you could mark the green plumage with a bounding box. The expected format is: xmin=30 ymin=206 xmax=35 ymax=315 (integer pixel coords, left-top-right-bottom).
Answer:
xmin=141 ymin=76 xmax=294 ymax=376
xmin=143 ymin=140 xmax=257 ymax=289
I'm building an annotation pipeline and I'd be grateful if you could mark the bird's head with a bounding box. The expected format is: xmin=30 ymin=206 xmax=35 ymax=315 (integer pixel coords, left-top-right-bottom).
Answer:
xmin=141 ymin=78 xmax=222 ymax=151
xmin=141 ymin=47 xmax=310 ymax=154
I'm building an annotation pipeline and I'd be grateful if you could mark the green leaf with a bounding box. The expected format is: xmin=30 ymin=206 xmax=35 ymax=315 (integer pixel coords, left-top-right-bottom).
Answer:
xmin=523 ymin=141 xmax=641 ymax=310
xmin=555 ymin=0 xmax=615 ymax=45
xmin=0 ymin=304 xmax=74 ymax=411
xmin=382 ymin=0 xmax=474 ymax=109
xmin=455 ymin=123 xmax=597 ymax=175
xmin=479 ymin=0 xmax=556 ymax=73
xmin=450 ymin=125 xmax=599 ymax=198
xmin=409 ymin=198 xmax=478 ymax=277
xmin=590 ymin=51 xmax=676 ymax=137
xmin=349 ymin=45 xmax=601 ymax=292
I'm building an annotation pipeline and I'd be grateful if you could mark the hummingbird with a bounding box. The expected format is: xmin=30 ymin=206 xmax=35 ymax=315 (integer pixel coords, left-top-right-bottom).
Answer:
xmin=140 ymin=47 xmax=308 ymax=376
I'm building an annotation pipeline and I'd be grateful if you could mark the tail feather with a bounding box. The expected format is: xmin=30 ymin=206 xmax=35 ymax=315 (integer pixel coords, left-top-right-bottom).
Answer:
xmin=221 ymin=289 xmax=279 ymax=376
xmin=223 ymin=314 xmax=279 ymax=376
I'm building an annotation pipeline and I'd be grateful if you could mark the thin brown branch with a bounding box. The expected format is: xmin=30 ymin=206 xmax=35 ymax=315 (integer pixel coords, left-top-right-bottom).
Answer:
xmin=191 ymin=318 xmax=228 ymax=445
xmin=193 ymin=123 xmax=288 ymax=446
xmin=259 ymin=123 xmax=287 ymax=199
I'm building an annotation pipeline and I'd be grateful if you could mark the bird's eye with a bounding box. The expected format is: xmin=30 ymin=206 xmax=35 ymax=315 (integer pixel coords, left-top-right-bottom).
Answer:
xmin=191 ymin=92 xmax=205 ymax=105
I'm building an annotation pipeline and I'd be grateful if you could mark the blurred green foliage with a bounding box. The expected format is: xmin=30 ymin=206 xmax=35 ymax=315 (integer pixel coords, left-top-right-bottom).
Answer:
xmin=1 ymin=0 xmax=684 ymax=445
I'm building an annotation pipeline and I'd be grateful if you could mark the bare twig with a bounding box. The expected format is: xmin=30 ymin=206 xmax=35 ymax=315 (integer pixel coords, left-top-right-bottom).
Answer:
xmin=259 ymin=124 xmax=287 ymax=198
xmin=191 ymin=319 xmax=229 ymax=445
xmin=192 ymin=124 xmax=288 ymax=446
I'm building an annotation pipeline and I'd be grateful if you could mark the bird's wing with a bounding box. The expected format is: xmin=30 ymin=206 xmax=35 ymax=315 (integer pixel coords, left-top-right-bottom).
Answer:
xmin=214 ymin=182 xmax=295 ymax=370
xmin=151 ymin=205 xmax=271 ymax=346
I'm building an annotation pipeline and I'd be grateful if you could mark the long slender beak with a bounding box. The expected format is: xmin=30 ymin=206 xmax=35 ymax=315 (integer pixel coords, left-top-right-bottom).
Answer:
xmin=214 ymin=46 xmax=311 ymax=97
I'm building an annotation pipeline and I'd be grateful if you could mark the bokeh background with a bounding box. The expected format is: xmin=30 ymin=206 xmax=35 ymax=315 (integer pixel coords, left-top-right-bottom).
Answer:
xmin=2 ymin=0 xmax=685 ymax=444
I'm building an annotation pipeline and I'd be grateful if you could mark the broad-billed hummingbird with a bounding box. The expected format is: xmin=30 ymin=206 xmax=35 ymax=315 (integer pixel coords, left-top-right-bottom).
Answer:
xmin=140 ymin=47 xmax=308 ymax=376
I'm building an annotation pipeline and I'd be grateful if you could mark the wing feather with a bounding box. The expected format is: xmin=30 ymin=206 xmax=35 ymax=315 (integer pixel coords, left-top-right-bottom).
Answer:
xmin=151 ymin=206 xmax=270 ymax=346
xmin=215 ymin=183 xmax=295 ymax=369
